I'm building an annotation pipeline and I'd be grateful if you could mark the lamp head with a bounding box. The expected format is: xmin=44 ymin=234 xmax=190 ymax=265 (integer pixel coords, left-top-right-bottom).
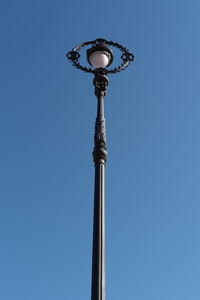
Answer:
xmin=87 ymin=44 xmax=113 ymax=69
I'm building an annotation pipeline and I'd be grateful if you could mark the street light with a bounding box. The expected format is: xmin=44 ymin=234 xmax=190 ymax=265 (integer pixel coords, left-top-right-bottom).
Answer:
xmin=87 ymin=44 xmax=113 ymax=68
xmin=66 ymin=38 xmax=134 ymax=300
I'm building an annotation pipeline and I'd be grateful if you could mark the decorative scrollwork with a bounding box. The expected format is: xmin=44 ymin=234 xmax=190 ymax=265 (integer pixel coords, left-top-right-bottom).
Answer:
xmin=95 ymin=118 xmax=106 ymax=145
xmin=94 ymin=38 xmax=106 ymax=45
xmin=66 ymin=38 xmax=135 ymax=74
xmin=93 ymin=74 xmax=109 ymax=97
xmin=67 ymin=51 xmax=80 ymax=62
xmin=93 ymin=116 xmax=107 ymax=164
xmin=121 ymin=52 xmax=134 ymax=63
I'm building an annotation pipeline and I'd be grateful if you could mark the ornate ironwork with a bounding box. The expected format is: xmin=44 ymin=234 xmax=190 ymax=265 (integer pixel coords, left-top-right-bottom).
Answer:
xmin=66 ymin=38 xmax=134 ymax=74
xmin=66 ymin=38 xmax=134 ymax=300
xmin=92 ymin=74 xmax=108 ymax=165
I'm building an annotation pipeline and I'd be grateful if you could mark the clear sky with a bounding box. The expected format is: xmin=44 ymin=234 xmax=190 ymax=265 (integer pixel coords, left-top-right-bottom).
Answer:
xmin=0 ymin=0 xmax=200 ymax=299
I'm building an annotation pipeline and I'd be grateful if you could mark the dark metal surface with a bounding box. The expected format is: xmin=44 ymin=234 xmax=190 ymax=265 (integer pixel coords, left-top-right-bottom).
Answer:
xmin=66 ymin=38 xmax=134 ymax=300
xmin=66 ymin=38 xmax=134 ymax=74
xmin=92 ymin=75 xmax=108 ymax=165
xmin=91 ymin=74 xmax=108 ymax=300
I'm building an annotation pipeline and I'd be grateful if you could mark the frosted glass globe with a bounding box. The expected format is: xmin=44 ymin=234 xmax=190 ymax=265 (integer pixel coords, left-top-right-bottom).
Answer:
xmin=89 ymin=50 xmax=110 ymax=69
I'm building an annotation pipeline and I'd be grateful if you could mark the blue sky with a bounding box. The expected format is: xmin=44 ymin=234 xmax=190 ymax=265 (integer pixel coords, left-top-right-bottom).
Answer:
xmin=0 ymin=0 xmax=200 ymax=299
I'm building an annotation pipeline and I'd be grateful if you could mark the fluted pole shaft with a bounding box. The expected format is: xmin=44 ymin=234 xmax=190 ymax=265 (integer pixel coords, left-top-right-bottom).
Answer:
xmin=91 ymin=74 xmax=108 ymax=300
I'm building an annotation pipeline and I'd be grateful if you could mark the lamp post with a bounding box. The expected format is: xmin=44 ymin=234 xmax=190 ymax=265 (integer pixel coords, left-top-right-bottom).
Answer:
xmin=66 ymin=38 xmax=134 ymax=300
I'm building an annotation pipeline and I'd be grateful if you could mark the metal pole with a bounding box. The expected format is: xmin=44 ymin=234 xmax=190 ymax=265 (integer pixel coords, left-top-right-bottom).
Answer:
xmin=91 ymin=74 xmax=108 ymax=300
xmin=66 ymin=38 xmax=134 ymax=300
